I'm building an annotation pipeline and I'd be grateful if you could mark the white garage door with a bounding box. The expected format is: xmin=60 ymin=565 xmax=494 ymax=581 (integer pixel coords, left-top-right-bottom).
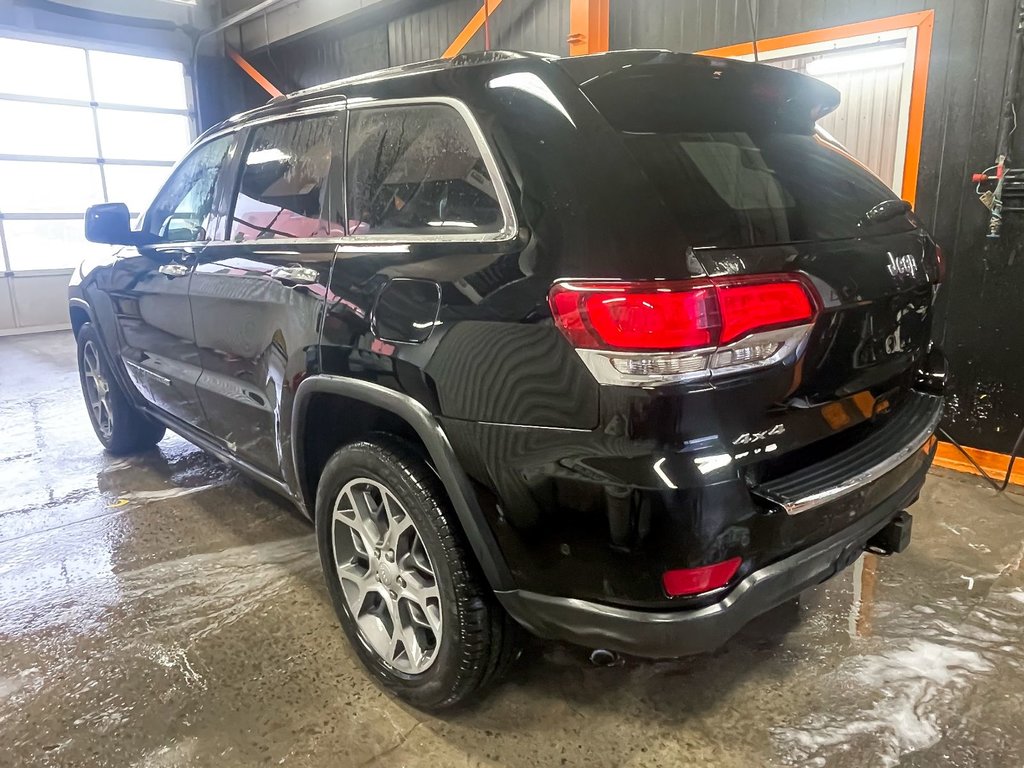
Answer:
xmin=0 ymin=36 xmax=194 ymax=332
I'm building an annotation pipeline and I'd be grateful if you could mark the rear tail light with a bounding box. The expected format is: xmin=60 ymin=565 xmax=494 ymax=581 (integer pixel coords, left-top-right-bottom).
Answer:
xmin=549 ymin=275 xmax=819 ymax=386
xmin=662 ymin=557 xmax=742 ymax=597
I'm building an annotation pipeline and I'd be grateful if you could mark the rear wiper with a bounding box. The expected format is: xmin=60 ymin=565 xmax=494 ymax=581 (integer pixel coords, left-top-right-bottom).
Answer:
xmin=860 ymin=199 xmax=911 ymax=226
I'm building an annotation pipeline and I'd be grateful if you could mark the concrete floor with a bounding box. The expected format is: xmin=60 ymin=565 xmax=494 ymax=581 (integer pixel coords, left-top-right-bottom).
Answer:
xmin=4 ymin=332 xmax=1024 ymax=767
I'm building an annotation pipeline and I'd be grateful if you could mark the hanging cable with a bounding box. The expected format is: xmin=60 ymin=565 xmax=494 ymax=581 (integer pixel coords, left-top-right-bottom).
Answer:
xmin=940 ymin=425 xmax=1024 ymax=493
xmin=263 ymin=12 xmax=285 ymax=90
xmin=483 ymin=0 xmax=491 ymax=51
xmin=747 ymin=0 xmax=759 ymax=62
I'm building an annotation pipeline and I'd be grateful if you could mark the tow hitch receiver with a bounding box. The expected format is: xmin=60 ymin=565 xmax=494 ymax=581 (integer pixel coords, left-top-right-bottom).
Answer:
xmin=866 ymin=511 xmax=913 ymax=555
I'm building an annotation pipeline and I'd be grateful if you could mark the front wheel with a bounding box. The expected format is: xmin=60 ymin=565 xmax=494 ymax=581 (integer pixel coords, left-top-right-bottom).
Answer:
xmin=76 ymin=322 xmax=165 ymax=454
xmin=315 ymin=435 xmax=518 ymax=711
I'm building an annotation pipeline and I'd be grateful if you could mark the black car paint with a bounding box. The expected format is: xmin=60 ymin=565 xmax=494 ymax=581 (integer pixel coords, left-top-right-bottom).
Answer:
xmin=71 ymin=51 xmax=943 ymax=653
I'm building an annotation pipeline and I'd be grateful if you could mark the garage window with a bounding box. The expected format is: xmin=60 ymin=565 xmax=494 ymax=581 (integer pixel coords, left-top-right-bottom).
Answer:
xmin=0 ymin=37 xmax=193 ymax=273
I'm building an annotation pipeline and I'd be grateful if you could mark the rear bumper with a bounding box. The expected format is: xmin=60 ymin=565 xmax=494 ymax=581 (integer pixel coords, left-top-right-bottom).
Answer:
xmin=496 ymin=442 xmax=932 ymax=658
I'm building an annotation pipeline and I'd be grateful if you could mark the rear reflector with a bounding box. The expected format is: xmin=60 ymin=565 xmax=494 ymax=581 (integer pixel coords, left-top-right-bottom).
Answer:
xmin=662 ymin=557 xmax=742 ymax=597
xmin=548 ymin=275 xmax=817 ymax=352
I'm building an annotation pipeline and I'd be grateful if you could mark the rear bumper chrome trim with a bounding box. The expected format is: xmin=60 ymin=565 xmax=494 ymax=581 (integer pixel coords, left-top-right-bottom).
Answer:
xmin=760 ymin=394 xmax=943 ymax=516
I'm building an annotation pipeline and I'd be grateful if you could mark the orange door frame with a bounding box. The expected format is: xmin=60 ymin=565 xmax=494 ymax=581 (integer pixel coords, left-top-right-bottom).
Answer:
xmin=699 ymin=10 xmax=934 ymax=209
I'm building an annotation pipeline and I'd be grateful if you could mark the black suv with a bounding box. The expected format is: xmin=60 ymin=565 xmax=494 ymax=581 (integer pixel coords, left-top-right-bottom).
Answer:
xmin=72 ymin=50 xmax=944 ymax=710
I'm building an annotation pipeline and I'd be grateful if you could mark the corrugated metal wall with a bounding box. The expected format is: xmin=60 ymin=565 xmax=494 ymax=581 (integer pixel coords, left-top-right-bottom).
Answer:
xmin=772 ymin=48 xmax=907 ymax=191
xmin=610 ymin=0 xmax=937 ymax=52
xmin=241 ymin=23 xmax=390 ymax=97
xmin=244 ymin=0 xmax=570 ymax=83
xmin=815 ymin=64 xmax=906 ymax=190
xmin=275 ymin=25 xmax=391 ymax=90
xmin=387 ymin=0 xmax=480 ymax=65
xmin=488 ymin=0 xmax=570 ymax=56
xmin=387 ymin=0 xmax=571 ymax=64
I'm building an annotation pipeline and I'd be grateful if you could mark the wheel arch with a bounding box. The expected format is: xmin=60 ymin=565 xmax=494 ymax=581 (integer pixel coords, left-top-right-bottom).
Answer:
xmin=292 ymin=375 xmax=514 ymax=591
xmin=69 ymin=298 xmax=93 ymax=337
xmin=69 ymin=297 xmax=138 ymax=399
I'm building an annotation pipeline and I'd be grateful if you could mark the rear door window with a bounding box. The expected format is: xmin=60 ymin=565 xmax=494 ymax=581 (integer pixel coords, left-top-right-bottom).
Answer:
xmin=345 ymin=104 xmax=503 ymax=236
xmin=580 ymin=62 xmax=914 ymax=248
xmin=230 ymin=115 xmax=337 ymax=241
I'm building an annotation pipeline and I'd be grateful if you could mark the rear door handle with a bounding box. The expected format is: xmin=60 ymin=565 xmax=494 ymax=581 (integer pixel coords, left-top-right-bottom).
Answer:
xmin=269 ymin=265 xmax=319 ymax=285
xmin=158 ymin=263 xmax=192 ymax=278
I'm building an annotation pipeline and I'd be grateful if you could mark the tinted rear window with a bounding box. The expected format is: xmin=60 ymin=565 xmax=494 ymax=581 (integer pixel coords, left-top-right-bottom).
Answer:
xmin=581 ymin=60 xmax=914 ymax=248
xmin=346 ymin=104 xmax=504 ymax=236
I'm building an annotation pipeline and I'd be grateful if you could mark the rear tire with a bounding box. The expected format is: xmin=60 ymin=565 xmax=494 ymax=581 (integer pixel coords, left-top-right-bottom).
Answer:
xmin=76 ymin=322 xmax=166 ymax=455
xmin=315 ymin=435 xmax=518 ymax=711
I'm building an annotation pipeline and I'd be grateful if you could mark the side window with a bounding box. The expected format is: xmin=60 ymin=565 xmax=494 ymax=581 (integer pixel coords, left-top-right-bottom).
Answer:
xmin=146 ymin=134 xmax=233 ymax=242
xmin=231 ymin=116 xmax=336 ymax=241
xmin=346 ymin=104 xmax=504 ymax=236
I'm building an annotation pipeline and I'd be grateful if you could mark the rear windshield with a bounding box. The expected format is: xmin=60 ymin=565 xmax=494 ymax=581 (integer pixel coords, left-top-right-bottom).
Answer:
xmin=580 ymin=59 xmax=914 ymax=248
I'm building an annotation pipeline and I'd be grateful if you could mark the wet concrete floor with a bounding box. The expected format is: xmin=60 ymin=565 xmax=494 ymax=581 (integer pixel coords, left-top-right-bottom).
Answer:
xmin=3 ymin=330 xmax=1024 ymax=767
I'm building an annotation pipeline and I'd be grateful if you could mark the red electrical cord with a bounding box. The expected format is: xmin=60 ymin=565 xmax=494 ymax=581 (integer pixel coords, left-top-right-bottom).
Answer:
xmin=483 ymin=0 xmax=491 ymax=50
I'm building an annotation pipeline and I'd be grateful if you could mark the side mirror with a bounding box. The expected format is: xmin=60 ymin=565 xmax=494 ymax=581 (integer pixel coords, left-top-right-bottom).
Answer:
xmin=85 ymin=203 xmax=141 ymax=246
xmin=159 ymin=213 xmax=206 ymax=243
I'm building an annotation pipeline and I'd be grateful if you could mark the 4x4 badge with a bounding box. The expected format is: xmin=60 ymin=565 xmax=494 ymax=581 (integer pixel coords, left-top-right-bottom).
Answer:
xmin=732 ymin=424 xmax=785 ymax=445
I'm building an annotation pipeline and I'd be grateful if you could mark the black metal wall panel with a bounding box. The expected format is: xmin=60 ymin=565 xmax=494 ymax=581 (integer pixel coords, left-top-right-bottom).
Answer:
xmin=387 ymin=0 xmax=480 ymax=65
xmin=243 ymin=0 xmax=571 ymax=85
xmin=612 ymin=0 xmax=1024 ymax=453
xmin=609 ymin=0 xmax=933 ymax=53
xmin=246 ymin=23 xmax=391 ymax=94
xmin=487 ymin=0 xmax=570 ymax=55
xmin=387 ymin=0 xmax=569 ymax=66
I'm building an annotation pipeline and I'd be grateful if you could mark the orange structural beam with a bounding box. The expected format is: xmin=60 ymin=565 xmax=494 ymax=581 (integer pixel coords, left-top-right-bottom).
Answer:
xmin=443 ymin=0 xmax=504 ymax=58
xmin=567 ymin=0 xmax=609 ymax=56
xmin=699 ymin=10 xmax=934 ymax=208
xmin=227 ymin=46 xmax=283 ymax=99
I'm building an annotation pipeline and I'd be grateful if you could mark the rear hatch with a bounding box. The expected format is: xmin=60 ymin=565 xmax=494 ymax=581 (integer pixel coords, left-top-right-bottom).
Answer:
xmin=559 ymin=52 xmax=942 ymax=484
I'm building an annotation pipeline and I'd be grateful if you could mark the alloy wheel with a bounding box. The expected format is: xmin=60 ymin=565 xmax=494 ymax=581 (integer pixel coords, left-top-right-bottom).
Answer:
xmin=82 ymin=340 xmax=113 ymax=439
xmin=331 ymin=477 xmax=443 ymax=674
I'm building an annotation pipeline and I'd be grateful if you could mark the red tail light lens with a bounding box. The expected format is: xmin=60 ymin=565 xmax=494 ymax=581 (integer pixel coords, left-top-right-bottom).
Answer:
xmin=549 ymin=282 xmax=718 ymax=350
xmin=662 ymin=557 xmax=742 ymax=597
xmin=549 ymin=275 xmax=817 ymax=352
xmin=716 ymin=279 xmax=816 ymax=344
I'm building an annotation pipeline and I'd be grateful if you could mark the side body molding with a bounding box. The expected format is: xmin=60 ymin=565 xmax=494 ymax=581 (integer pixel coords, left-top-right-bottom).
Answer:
xmin=291 ymin=375 xmax=514 ymax=591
